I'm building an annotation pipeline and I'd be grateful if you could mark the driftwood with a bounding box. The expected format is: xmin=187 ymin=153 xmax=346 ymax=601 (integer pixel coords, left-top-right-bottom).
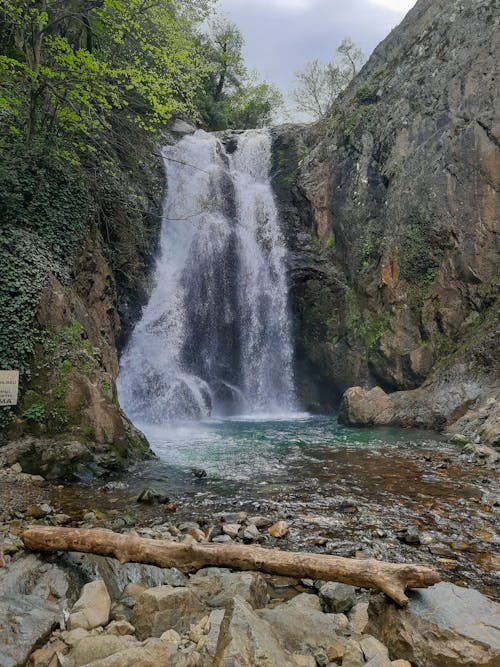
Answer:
xmin=22 ymin=526 xmax=439 ymax=606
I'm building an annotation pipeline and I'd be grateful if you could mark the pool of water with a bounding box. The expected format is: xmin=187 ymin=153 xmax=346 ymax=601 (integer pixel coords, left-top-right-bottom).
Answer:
xmin=51 ymin=415 xmax=499 ymax=597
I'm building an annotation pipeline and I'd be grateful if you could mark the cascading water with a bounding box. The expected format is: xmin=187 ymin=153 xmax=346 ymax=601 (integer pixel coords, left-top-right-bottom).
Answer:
xmin=117 ymin=129 xmax=297 ymax=423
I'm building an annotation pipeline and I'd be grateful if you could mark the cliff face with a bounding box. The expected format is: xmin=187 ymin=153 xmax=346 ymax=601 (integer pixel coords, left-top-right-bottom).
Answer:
xmin=273 ymin=0 xmax=499 ymax=442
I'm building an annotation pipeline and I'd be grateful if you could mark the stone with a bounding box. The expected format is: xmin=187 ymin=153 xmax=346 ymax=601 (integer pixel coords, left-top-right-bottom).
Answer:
xmin=318 ymin=582 xmax=356 ymax=613
xmin=258 ymin=593 xmax=349 ymax=655
xmin=212 ymin=534 xmax=233 ymax=543
xmin=391 ymin=661 xmax=412 ymax=667
xmin=132 ymin=585 xmax=205 ymax=639
xmin=62 ymin=628 xmax=90 ymax=646
xmin=327 ymin=638 xmax=346 ymax=661
xmin=267 ymin=520 xmax=289 ymax=538
xmin=349 ymin=601 xmax=369 ymax=635
xmin=188 ymin=569 xmax=268 ymax=609
xmin=360 ymin=635 xmax=390 ymax=661
xmin=68 ymin=580 xmax=111 ymax=631
xmin=199 ymin=609 xmax=225 ymax=664
xmin=67 ymin=637 xmax=193 ymax=666
xmin=106 ymin=620 xmax=135 ymax=636
xmin=342 ymin=639 xmax=365 ymax=667
xmin=62 ymin=636 xmax=139 ymax=667
xmin=188 ymin=616 xmax=209 ymax=644
xmin=27 ymin=503 xmax=53 ymax=519
xmin=367 ymin=582 xmax=500 ymax=667
xmin=222 ymin=523 xmax=241 ymax=538
xmin=212 ymin=596 xmax=299 ymax=666
xmin=247 ymin=515 xmax=273 ymax=528
xmin=242 ymin=524 xmax=263 ymax=542
xmin=160 ymin=628 xmax=181 ymax=643
xmin=136 ymin=488 xmax=162 ymax=504
xmin=28 ymin=640 xmax=68 ymax=667
xmin=0 ymin=554 xmax=73 ymax=667
xmin=365 ymin=655 xmax=393 ymax=667
xmin=170 ymin=118 xmax=197 ymax=135
xmin=187 ymin=527 xmax=206 ymax=542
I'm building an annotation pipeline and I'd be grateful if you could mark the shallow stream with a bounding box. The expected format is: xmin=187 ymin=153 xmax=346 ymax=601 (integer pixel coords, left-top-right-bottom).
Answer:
xmin=50 ymin=415 xmax=499 ymax=598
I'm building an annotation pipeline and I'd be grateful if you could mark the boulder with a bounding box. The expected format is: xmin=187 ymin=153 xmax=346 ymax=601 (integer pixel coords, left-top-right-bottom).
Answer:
xmin=342 ymin=639 xmax=365 ymax=667
xmin=68 ymin=580 xmax=111 ymax=631
xmin=132 ymin=585 xmax=205 ymax=639
xmin=72 ymin=638 xmax=196 ymax=666
xmin=212 ymin=596 xmax=301 ymax=666
xmin=64 ymin=635 xmax=138 ymax=667
xmin=258 ymin=592 xmax=349 ymax=655
xmin=0 ymin=554 xmax=72 ymax=667
xmin=268 ymin=520 xmax=289 ymax=538
xmin=367 ymin=582 xmax=500 ymax=666
xmin=187 ymin=568 xmax=268 ymax=609
xmin=318 ymin=582 xmax=357 ymax=613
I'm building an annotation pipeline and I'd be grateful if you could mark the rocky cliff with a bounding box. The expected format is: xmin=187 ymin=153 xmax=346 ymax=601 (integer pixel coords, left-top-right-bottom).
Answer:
xmin=272 ymin=0 xmax=499 ymax=444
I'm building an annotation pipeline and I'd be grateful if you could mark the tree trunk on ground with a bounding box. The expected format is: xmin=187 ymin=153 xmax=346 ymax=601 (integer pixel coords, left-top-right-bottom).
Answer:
xmin=22 ymin=526 xmax=439 ymax=606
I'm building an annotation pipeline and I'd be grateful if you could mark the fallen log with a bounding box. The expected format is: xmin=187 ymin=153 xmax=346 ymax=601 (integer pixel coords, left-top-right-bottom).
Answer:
xmin=22 ymin=526 xmax=439 ymax=606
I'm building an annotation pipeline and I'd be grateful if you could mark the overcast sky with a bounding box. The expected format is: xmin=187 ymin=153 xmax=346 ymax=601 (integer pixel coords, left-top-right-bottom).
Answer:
xmin=218 ymin=0 xmax=416 ymax=97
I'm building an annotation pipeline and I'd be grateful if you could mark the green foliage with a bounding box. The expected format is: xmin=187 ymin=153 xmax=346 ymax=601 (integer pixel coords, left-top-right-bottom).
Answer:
xmin=323 ymin=232 xmax=336 ymax=252
xmin=22 ymin=402 xmax=45 ymax=422
xmin=399 ymin=224 xmax=444 ymax=306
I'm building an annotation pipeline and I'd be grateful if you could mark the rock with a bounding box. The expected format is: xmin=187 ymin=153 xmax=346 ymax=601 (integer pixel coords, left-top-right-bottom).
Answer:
xmin=247 ymin=516 xmax=273 ymax=528
xmin=451 ymin=433 xmax=470 ymax=446
xmin=27 ymin=503 xmax=53 ymax=519
xmin=28 ymin=639 xmax=68 ymax=667
xmin=349 ymin=601 xmax=369 ymax=635
xmin=187 ymin=527 xmax=206 ymax=542
xmin=160 ymin=628 xmax=181 ymax=644
xmin=267 ymin=520 xmax=289 ymax=538
xmin=360 ymin=635 xmax=390 ymax=661
xmin=212 ymin=596 xmax=300 ymax=666
xmin=219 ymin=511 xmax=247 ymax=524
xmin=0 ymin=554 xmax=73 ymax=667
xmin=222 ymin=523 xmax=241 ymax=538
xmin=391 ymin=661 xmax=412 ymax=667
xmin=63 ymin=635 xmax=138 ymax=667
xmin=339 ymin=387 xmax=396 ymax=426
xmin=327 ymin=638 xmax=346 ymax=661
xmin=199 ymin=609 xmax=225 ymax=664
xmin=68 ymin=580 xmax=111 ymax=631
xmin=365 ymin=655 xmax=393 ymax=667
xmin=242 ymin=524 xmax=263 ymax=542
xmin=132 ymin=585 xmax=205 ymax=639
xmin=188 ymin=569 xmax=268 ymax=609
xmin=342 ymin=639 xmax=365 ymax=667
xmin=258 ymin=593 xmax=349 ymax=655
xmin=367 ymin=582 xmax=500 ymax=666
xmin=318 ymin=582 xmax=356 ymax=613
xmin=106 ymin=620 xmax=135 ymax=636
xmin=188 ymin=615 xmax=209 ymax=644
xmin=67 ymin=637 xmax=193 ymax=666
xmin=170 ymin=118 xmax=197 ymax=135
xmin=397 ymin=525 xmax=420 ymax=545
xmin=10 ymin=462 xmax=22 ymax=473
xmin=191 ymin=468 xmax=207 ymax=479
xmin=62 ymin=628 xmax=91 ymax=646
xmin=212 ymin=534 xmax=233 ymax=543
xmin=136 ymin=488 xmax=162 ymax=504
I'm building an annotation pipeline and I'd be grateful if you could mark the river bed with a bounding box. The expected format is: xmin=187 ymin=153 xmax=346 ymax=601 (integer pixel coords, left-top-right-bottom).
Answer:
xmin=47 ymin=415 xmax=499 ymax=598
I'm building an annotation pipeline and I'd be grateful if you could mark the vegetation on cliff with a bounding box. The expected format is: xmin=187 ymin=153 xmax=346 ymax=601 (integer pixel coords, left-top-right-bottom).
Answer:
xmin=0 ymin=0 xmax=281 ymax=434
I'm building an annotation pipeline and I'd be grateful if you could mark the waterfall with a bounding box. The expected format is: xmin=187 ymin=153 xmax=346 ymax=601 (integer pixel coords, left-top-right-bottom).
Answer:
xmin=117 ymin=129 xmax=297 ymax=423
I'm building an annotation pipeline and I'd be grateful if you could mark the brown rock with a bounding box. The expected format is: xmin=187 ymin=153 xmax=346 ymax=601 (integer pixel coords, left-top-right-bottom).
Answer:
xmin=132 ymin=586 xmax=205 ymax=639
xmin=267 ymin=520 xmax=289 ymax=538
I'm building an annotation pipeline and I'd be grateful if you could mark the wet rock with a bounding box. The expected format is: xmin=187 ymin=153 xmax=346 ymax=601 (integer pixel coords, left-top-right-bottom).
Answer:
xmin=191 ymin=468 xmax=207 ymax=479
xmin=268 ymin=520 xmax=289 ymax=538
xmin=397 ymin=525 xmax=420 ymax=545
xmin=68 ymin=580 xmax=111 ymax=631
xmin=27 ymin=502 xmax=53 ymax=519
xmin=367 ymin=582 xmax=500 ymax=666
xmin=258 ymin=592 xmax=349 ymax=654
xmin=318 ymin=582 xmax=356 ymax=613
xmin=0 ymin=554 xmax=73 ymax=667
xmin=136 ymin=488 xmax=162 ymax=504
xmin=132 ymin=585 xmax=205 ymax=639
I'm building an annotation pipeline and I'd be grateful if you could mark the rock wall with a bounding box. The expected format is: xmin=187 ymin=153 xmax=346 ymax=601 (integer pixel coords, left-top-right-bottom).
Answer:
xmin=273 ymin=0 xmax=499 ymax=441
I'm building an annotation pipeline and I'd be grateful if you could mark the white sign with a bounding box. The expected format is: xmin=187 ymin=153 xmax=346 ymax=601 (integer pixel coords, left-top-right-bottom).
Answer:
xmin=0 ymin=371 xmax=19 ymax=406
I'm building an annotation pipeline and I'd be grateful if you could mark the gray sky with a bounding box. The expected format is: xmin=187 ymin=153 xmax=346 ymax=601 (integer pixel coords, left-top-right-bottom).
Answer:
xmin=218 ymin=0 xmax=416 ymax=97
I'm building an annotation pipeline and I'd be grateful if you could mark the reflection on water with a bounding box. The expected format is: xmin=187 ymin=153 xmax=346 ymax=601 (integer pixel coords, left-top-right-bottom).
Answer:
xmin=51 ymin=416 xmax=499 ymax=598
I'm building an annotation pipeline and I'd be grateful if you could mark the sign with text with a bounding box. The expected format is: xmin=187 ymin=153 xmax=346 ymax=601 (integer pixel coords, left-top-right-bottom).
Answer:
xmin=0 ymin=371 xmax=19 ymax=406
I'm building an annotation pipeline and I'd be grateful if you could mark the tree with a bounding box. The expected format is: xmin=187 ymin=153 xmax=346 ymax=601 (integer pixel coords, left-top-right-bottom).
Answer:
xmin=291 ymin=38 xmax=365 ymax=121
xmin=197 ymin=17 xmax=283 ymax=130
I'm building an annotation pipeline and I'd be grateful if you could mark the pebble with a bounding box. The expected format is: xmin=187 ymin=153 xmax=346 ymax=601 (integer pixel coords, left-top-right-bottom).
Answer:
xmin=243 ymin=524 xmax=263 ymax=542
xmin=212 ymin=534 xmax=233 ymax=543
xmin=222 ymin=523 xmax=241 ymax=538
xmin=161 ymin=628 xmax=181 ymax=644
xmin=267 ymin=520 xmax=289 ymax=538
